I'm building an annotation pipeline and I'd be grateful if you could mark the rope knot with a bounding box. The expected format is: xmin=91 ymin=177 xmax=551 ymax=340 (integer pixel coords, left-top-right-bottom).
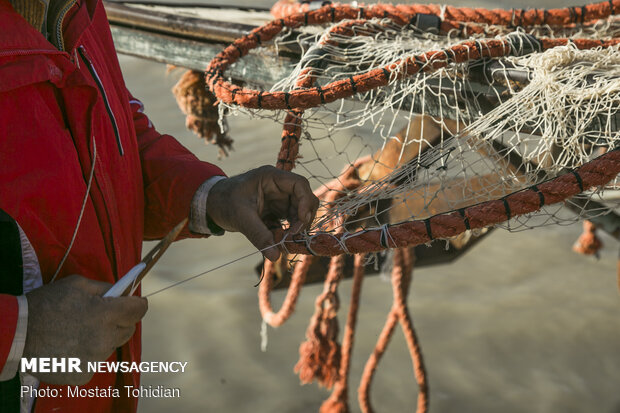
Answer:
xmin=172 ymin=69 xmax=233 ymax=158
xmin=294 ymin=254 xmax=345 ymax=388
xmin=573 ymin=220 xmax=603 ymax=257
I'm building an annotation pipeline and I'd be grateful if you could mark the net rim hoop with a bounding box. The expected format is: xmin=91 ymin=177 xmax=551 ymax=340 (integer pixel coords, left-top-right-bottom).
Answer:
xmin=270 ymin=0 xmax=620 ymax=26
xmin=273 ymin=148 xmax=620 ymax=256
xmin=206 ymin=6 xmax=620 ymax=112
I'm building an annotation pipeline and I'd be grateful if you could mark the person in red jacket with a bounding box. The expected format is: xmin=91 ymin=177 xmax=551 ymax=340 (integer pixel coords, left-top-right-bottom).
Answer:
xmin=0 ymin=0 xmax=319 ymax=411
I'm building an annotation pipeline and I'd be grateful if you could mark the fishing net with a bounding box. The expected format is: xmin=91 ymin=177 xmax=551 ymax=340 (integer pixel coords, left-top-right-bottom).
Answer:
xmin=204 ymin=1 xmax=620 ymax=411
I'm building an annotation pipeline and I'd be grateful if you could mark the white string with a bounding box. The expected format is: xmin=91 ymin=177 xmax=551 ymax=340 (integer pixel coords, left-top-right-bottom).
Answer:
xmin=304 ymin=234 xmax=319 ymax=256
xmin=51 ymin=136 xmax=97 ymax=282
xmin=336 ymin=232 xmax=352 ymax=255
xmin=279 ymin=232 xmax=292 ymax=256
xmin=130 ymin=265 xmax=140 ymax=294
xmin=380 ymin=223 xmax=397 ymax=248
xmin=144 ymin=242 xmax=282 ymax=298
xmin=439 ymin=4 xmax=447 ymax=21
xmin=260 ymin=320 xmax=269 ymax=352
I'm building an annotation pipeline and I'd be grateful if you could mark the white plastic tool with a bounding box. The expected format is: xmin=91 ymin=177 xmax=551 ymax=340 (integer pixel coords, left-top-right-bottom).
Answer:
xmin=103 ymin=218 xmax=188 ymax=298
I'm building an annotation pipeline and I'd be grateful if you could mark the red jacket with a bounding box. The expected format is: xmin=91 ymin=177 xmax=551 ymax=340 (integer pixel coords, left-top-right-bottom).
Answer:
xmin=0 ymin=0 xmax=224 ymax=411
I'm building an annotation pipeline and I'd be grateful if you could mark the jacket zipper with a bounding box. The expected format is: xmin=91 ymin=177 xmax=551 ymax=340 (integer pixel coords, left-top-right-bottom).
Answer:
xmin=54 ymin=0 xmax=76 ymax=51
xmin=77 ymin=46 xmax=125 ymax=156
xmin=0 ymin=49 xmax=65 ymax=58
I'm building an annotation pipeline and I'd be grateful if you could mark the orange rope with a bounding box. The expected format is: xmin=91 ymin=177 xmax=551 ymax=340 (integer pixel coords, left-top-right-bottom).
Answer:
xmin=573 ymin=220 xmax=603 ymax=256
xmin=171 ymin=69 xmax=233 ymax=157
xmin=258 ymin=148 xmax=365 ymax=328
xmin=295 ymin=253 xmax=345 ymax=388
xmin=320 ymin=254 xmax=366 ymax=413
xmin=271 ymin=0 xmax=619 ymax=27
xmin=208 ymin=35 xmax=619 ymax=111
xmin=358 ymin=247 xmax=428 ymax=413
xmin=259 ymin=255 xmax=313 ymax=326
xmin=275 ymin=149 xmax=620 ymax=256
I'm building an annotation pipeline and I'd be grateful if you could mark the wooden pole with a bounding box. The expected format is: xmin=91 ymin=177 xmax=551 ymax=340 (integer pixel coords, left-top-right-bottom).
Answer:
xmin=104 ymin=1 xmax=257 ymax=44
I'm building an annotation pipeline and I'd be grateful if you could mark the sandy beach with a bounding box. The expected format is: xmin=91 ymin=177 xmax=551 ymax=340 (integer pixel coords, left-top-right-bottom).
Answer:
xmin=114 ymin=1 xmax=620 ymax=411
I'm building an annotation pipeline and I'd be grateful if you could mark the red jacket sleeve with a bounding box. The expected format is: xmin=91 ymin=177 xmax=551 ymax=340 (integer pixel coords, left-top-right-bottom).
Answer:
xmin=0 ymin=294 xmax=18 ymax=374
xmin=128 ymin=93 xmax=226 ymax=240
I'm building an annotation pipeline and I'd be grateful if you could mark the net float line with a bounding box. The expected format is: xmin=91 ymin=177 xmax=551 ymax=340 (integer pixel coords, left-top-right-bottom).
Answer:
xmin=272 ymin=148 xmax=620 ymax=256
xmin=270 ymin=0 xmax=619 ymax=28
xmin=206 ymin=18 xmax=620 ymax=112
xmin=267 ymin=20 xmax=620 ymax=257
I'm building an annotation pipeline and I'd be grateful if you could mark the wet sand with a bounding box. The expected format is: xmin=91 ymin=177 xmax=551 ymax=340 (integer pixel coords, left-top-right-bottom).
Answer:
xmin=115 ymin=1 xmax=620 ymax=411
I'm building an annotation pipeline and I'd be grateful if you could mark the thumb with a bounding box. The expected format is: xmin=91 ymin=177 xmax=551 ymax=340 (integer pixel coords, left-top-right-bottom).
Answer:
xmin=104 ymin=296 xmax=149 ymax=327
xmin=64 ymin=274 xmax=112 ymax=296
xmin=237 ymin=208 xmax=281 ymax=262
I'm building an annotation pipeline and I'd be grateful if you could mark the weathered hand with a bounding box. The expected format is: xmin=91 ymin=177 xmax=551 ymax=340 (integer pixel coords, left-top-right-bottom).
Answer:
xmin=23 ymin=275 xmax=148 ymax=385
xmin=206 ymin=166 xmax=319 ymax=261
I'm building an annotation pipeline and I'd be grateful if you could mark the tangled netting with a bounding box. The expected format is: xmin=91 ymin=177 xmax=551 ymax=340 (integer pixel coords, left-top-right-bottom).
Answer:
xmin=205 ymin=1 xmax=620 ymax=411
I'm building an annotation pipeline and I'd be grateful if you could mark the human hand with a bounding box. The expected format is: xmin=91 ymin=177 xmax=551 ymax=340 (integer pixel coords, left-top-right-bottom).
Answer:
xmin=23 ymin=275 xmax=148 ymax=385
xmin=205 ymin=166 xmax=319 ymax=261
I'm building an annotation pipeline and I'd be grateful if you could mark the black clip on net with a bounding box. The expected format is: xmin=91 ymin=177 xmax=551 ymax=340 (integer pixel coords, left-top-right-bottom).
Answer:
xmin=410 ymin=13 xmax=441 ymax=35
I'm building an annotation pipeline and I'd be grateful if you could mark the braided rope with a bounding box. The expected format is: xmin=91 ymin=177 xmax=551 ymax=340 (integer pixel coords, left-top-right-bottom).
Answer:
xmin=358 ymin=247 xmax=427 ymax=413
xmin=271 ymin=0 xmax=619 ymax=27
xmin=320 ymin=253 xmax=367 ymax=412
xmin=259 ymin=254 xmax=313 ymax=326
xmin=294 ymin=253 xmax=346 ymax=388
xmin=206 ymin=4 xmax=620 ymax=113
xmin=276 ymin=148 xmax=620 ymax=256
